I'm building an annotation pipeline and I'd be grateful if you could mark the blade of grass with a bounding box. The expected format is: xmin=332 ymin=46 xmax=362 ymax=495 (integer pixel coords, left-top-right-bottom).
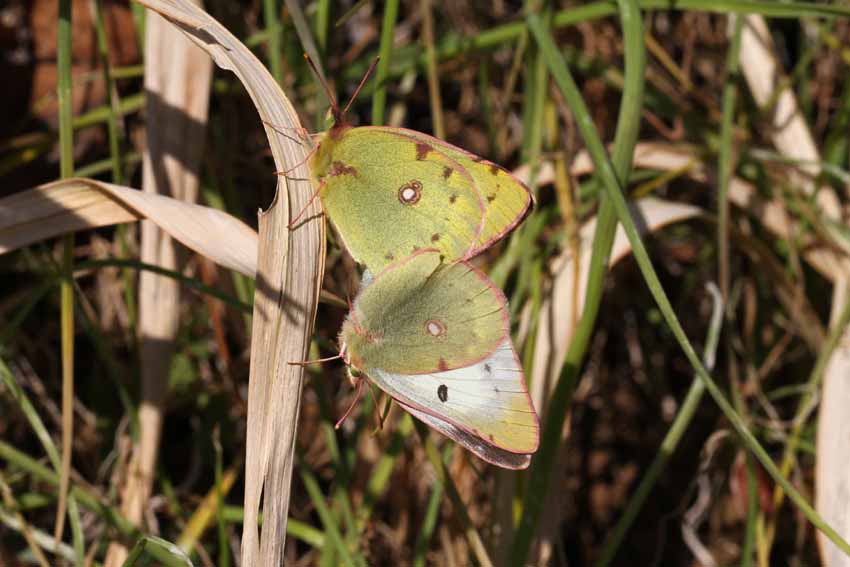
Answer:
xmin=596 ymin=283 xmax=723 ymax=566
xmin=510 ymin=0 xmax=645 ymax=562
xmin=770 ymin=293 xmax=850 ymax=526
xmin=263 ymin=0 xmax=283 ymax=83
xmin=296 ymin=456 xmax=364 ymax=567
xmin=283 ymin=0 xmax=323 ymax=84
xmin=176 ymin=464 xmax=238 ymax=553
xmin=55 ymin=0 xmax=79 ymax=555
xmin=213 ymin=431 xmax=230 ymax=567
xmin=90 ymin=0 xmax=126 ymax=186
xmin=0 ymin=357 xmax=62 ymax=476
xmin=356 ymin=413 xmax=414 ymax=530
xmin=371 ymin=0 xmax=400 ymax=125
xmin=121 ymin=535 xmax=194 ymax=567
xmin=76 ymin=259 xmax=253 ymax=313
xmin=717 ymin=16 xmax=755 ymax=567
xmin=420 ymin=0 xmax=444 ymax=139
xmin=717 ymin=14 xmax=743 ymax=305
xmin=526 ymin=10 xmax=850 ymax=558
xmin=315 ymin=0 xmax=331 ymax=56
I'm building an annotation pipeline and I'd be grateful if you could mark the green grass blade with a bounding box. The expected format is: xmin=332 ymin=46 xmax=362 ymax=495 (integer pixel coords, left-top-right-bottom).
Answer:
xmin=371 ymin=0 xmax=400 ymax=125
xmin=56 ymin=0 xmax=79 ymax=551
xmin=297 ymin=458 xmax=364 ymax=567
xmin=717 ymin=15 xmax=744 ymax=302
xmin=121 ymin=535 xmax=195 ymax=567
xmin=510 ymin=0 xmax=645 ymax=562
xmin=263 ymin=0 xmax=283 ymax=83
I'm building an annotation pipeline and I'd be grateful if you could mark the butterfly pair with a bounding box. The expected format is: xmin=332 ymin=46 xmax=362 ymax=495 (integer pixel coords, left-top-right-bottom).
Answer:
xmin=297 ymin=57 xmax=540 ymax=469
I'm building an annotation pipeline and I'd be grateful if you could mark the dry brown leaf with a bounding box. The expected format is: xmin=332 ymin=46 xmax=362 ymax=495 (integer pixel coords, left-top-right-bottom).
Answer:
xmin=132 ymin=1 xmax=325 ymax=565
xmin=0 ymin=178 xmax=257 ymax=276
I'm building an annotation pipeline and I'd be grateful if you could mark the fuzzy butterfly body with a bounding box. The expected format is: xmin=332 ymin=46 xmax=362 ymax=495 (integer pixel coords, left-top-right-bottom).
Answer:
xmin=339 ymin=249 xmax=540 ymax=469
xmin=309 ymin=124 xmax=533 ymax=273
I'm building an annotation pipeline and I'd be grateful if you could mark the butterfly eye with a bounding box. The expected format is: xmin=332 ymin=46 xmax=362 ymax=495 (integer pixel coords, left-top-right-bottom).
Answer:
xmin=398 ymin=180 xmax=423 ymax=205
xmin=350 ymin=368 xmax=362 ymax=378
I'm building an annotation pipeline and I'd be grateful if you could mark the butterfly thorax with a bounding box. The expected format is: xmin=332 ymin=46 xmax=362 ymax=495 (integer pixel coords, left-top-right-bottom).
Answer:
xmin=308 ymin=123 xmax=353 ymax=182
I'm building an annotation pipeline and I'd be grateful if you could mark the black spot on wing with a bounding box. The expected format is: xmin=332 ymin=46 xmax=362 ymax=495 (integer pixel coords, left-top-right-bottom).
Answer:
xmin=438 ymin=384 xmax=448 ymax=402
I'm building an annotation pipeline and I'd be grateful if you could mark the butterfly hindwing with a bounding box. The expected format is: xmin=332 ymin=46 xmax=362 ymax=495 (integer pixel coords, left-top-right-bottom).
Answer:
xmin=312 ymin=128 xmax=485 ymax=272
xmin=369 ymin=338 xmax=539 ymax=468
xmin=341 ymin=250 xmax=506 ymax=375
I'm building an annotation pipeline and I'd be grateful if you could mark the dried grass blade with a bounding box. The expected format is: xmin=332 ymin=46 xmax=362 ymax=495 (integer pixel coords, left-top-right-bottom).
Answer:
xmin=131 ymin=1 xmax=325 ymax=565
xmin=0 ymin=178 xmax=258 ymax=277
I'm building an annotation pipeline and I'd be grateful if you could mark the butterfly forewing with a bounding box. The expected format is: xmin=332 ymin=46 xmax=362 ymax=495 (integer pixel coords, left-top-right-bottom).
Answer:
xmin=314 ymin=128 xmax=485 ymax=273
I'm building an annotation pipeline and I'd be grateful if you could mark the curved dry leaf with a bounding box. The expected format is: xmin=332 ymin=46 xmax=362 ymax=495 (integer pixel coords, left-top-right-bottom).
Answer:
xmin=133 ymin=1 xmax=325 ymax=565
xmin=0 ymin=178 xmax=257 ymax=277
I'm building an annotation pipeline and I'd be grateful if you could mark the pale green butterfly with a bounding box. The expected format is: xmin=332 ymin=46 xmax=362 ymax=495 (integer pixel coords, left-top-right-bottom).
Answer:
xmin=336 ymin=249 xmax=539 ymax=469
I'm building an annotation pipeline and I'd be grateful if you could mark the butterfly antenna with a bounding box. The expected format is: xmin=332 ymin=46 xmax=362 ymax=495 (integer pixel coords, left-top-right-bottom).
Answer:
xmin=342 ymin=56 xmax=380 ymax=117
xmin=288 ymin=352 xmax=342 ymax=366
xmin=335 ymin=377 xmax=365 ymax=429
xmin=304 ymin=54 xmax=342 ymax=124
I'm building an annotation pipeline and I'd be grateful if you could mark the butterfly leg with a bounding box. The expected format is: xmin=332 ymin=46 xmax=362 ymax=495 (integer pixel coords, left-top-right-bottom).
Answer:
xmin=335 ymin=373 xmax=365 ymax=429
xmin=287 ymin=352 xmax=342 ymax=366
xmin=367 ymin=386 xmax=392 ymax=435
xmin=285 ymin=176 xmax=324 ymax=229
xmin=261 ymin=120 xmax=317 ymax=148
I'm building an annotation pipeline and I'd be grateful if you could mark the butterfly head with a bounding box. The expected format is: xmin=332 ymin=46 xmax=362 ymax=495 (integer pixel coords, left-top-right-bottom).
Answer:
xmin=304 ymin=53 xmax=379 ymax=134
